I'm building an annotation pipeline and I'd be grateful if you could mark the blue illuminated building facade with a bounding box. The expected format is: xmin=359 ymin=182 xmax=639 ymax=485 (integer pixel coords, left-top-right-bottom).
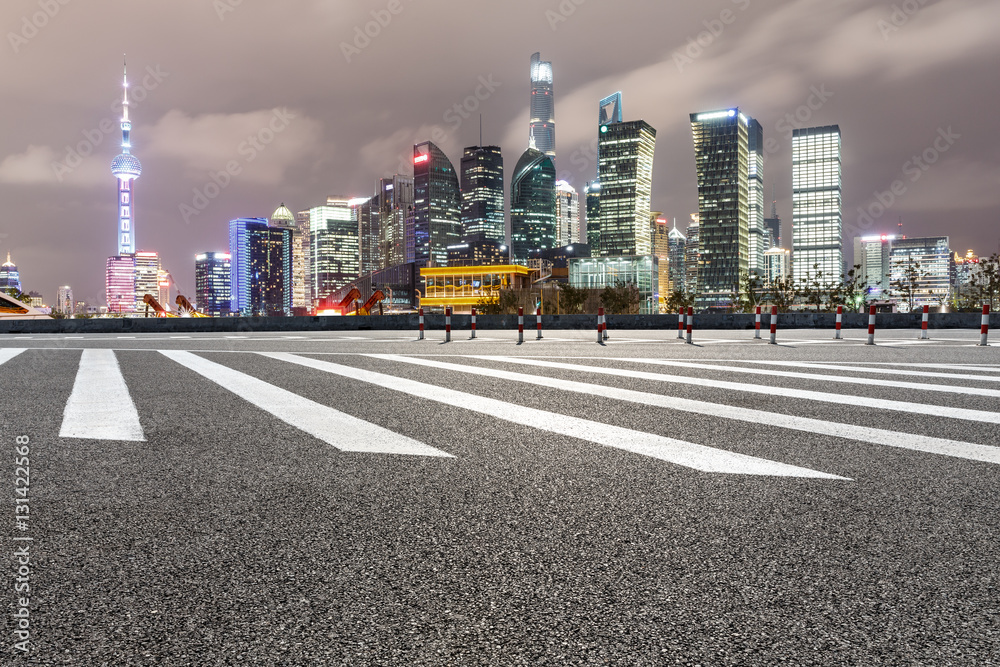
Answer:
xmin=229 ymin=217 xmax=292 ymax=316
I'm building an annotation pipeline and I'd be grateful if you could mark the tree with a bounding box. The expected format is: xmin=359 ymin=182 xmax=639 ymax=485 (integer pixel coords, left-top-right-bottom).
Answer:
xmin=766 ymin=275 xmax=799 ymax=313
xmin=558 ymin=283 xmax=588 ymax=314
xmin=829 ymin=264 xmax=865 ymax=312
xmin=890 ymin=256 xmax=929 ymax=312
xmin=797 ymin=264 xmax=831 ymax=312
xmin=968 ymin=253 xmax=1000 ymax=310
xmin=600 ymin=279 xmax=641 ymax=314
xmin=475 ymin=289 xmax=519 ymax=315
xmin=734 ymin=271 xmax=765 ymax=313
xmin=665 ymin=289 xmax=696 ymax=313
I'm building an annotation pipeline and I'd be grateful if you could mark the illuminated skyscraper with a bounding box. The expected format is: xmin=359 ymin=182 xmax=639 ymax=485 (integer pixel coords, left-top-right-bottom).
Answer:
xmin=356 ymin=195 xmax=380 ymax=276
xmin=690 ymin=108 xmax=751 ymax=309
xmin=555 ymin=180 xmax=580 ymax=247
xmin=792 ymin=125 xmax=842 ymax=285
xmin=889 ymin=236 xmax=951 ymax=309
xmin=378 ymin=176 xmax=413 ymax=269
xmin=270 ymin=204 xmax=307 ymax=310
xmin=111 ymin=58 xmax=141 ymax=256
xmin=584 ymin=181 xmax=601 ymax=250
xmin=56 ymin=286 xmax=74 ymax=314
xmin=747 ymin=118 xmax=766 ymax=275
xmin=134 ymin=251 xmax=161 ymax=305
xmin=460 ymin=145 xmax=505 ymax=245
xmin=667 ymin=221 xmax=687 ymax=295
xmin=529 ymin=53 xmax=555 ymax=160
xmin=229 ymin=217 xmax=291 ymax=316
xmin=764 ymin=191 xmax=781 ymax=249
xmin=413 ymin=142 xmax=461 ymax=267
xmin=597 ymin=119 xmax=656 ymax=257
xmin=0 ymin=253 xmax=22 ymax=293
xmin=510 ymin=143 xmax=556 ymax=264
xmin=309 ymin=199 xmax=359 ymax=302
xmin=685 ymin=214 xmax=700 ymax=295
xmin=854 ymin=234 xmax=894 ymax=296
xmin=106 ymin=255 xmax=137 ymax=314
xmin=195 ymin=252 xmax=231 ymax=317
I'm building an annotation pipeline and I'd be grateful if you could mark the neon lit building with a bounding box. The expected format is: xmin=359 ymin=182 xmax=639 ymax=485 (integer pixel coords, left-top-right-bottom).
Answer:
xmin=667 ymin=221 xmax=687 ymax=295
xmin=747 ymin=118 xmax=766 ymax=275
xmin=585 ymin=181 xmax=601 ymax=250
xmin=413 ymin=142 xmax=461 ymax=268
xmin=460 ymin=145 xmax=505 ymax=245
xmin=134 ymin=251 xmax=161 ymax=306
xmin=510 ymin=143 xmax=556 ymax=264
xmin=106 ymin=254 xmax=137 ymax=314
xmin=555 ymin=180 xmax=580 ymax=247
xmin=685 ymin=214 xmax=700 ymax=295
xmin=792 ymin=125 xmax=843 ymax=285
xmin=420 ymin=264 xmax=536 ymax=313
xmin=111 ymin=58 xmax=141 ymax=256
xmin=597 ymin=119 xmax=656 ymax=257
xmin=229 ymin=217 xmax=292 ymax=316
xmin=529 ymin=53 xmax=556 ymax=160
xmin=195 ymin=252 xmax=231 ymax=317
xmin=309 ymin=199 xmax=359 ymax=303
xmin=270 ymin=204 xmax=307 ymax=310
xmin=690 ymin=109 xmax=751 ymax=309
xmin=0 ymin=253 xmax=21 ymax=293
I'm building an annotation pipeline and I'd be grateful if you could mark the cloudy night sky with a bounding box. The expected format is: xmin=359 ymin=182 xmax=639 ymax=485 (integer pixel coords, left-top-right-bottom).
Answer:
xmin=1 ymin=0 xmax=998 ymax=305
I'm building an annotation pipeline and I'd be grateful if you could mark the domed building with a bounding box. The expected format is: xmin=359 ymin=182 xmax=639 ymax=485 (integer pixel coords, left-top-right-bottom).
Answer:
xmin=270 ymin=203 xmax=308 ymax=311
xmin=0 ymin=253 xmax=22 ymax=293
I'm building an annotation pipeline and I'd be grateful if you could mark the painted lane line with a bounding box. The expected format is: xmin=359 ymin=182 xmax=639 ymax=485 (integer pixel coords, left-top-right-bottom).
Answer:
xmin=160 ymin=351 xmax=450 ymax=458
xmin=665 ymin=359 xmax=1000 ymax=386
xmin=263 ymin=352 xmax=842 ymax=479
xmin=465 ymin=357 xmax=1000 ymax=426
xmin=0 ymin=348 xmax=26 ymax=365
xmin=60 ymin=350 xmax=145 ymax=441
xmin=382 ymin=355 xmax=1000 ymax=467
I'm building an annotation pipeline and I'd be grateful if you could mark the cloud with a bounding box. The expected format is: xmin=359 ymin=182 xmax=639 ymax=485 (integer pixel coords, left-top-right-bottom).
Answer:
xmin=0 ymin=145 xmax=60 ymax=185
xmin=145 ymin=108 xmax=323 ymax=183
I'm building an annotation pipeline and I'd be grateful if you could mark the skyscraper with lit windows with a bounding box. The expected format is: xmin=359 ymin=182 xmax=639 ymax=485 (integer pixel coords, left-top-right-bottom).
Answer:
xmin=413 ymin=142 xmax=461 ymax=267
xmin=690 ymin=108 xmax=751 ymax=309
xmin=229 ymin=217 xmax=291 ymax=316
xmin=792 ymin=125 xmax=842 ymax=285
xmin=460 ymin=145 xmax=505 ymax=245
xmin=597 ymin=118 xmax=656 ymax=257
xmin=510 ymin=142 xmax=556 ymax=264
xmin=309 ymin=199 xmax=359 ymax=302
xmin=529 ymin=53 xmax=555 ymax=160
xmin=555 ymin=180 xmax=580 ymax=247
xmin=195 ymin=252 xmax=231 ymax=317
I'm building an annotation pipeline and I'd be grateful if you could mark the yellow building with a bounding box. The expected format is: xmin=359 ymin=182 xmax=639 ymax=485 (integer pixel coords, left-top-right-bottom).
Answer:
xmin=420 ymin=265 xmax=536 ymax=313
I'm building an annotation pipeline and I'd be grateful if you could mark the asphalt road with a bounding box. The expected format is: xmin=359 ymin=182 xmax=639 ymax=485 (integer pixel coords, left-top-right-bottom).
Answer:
xmin=1 ymin=329 xmax=998 ymax=665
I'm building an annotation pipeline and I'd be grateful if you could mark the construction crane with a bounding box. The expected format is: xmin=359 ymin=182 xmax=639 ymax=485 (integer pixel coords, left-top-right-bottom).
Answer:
xmin=142 ymin=294 xmax=178 ymax=318
xmin=175 ymin=294 xmax=210 ymax=317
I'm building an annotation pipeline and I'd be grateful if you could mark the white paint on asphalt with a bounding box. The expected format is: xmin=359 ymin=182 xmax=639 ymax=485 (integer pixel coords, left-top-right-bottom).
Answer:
xmin=0 ymin=348 xmax=26 ymax=365
xmin=160 ymin=350 xmax=451 ymax=458
xmin=666 ymin=359 xmax=1000 ymax=386
xmin=259 ymin=353 xmax=846 ymax=479
xmin=456 ymin=356 xmax=1000 ymax=425
xmin=378 ymin=355 xmax=1000 ymax=467
xmin=59 ymin=349 xmax=145 ymax=441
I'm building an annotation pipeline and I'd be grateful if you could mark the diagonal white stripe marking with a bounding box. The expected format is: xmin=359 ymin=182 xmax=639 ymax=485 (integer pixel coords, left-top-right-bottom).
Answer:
xmin=628 ymin=359 xmax=1000 ymax=397
xmin=60 ymin=349 xmax=144 ymax=441
xmin=261 ymin=353 xmax=845 ymax=479
xmin=0 ymin=348 xmax=26 ymax=365
xmin=160 ymin=351 xmax=450 ymax=458
xmin=460 ymin=357 xmax=999 ymax=425
xmin=378 ymin=355 xmax=1000 ymax=467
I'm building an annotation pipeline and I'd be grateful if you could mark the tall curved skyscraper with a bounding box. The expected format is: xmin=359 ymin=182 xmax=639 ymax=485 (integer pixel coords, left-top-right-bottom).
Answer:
xmin=111 ymin=57 xmax=141 ymax=255
xmin=510 ymin=144 xmax=556 ymax=264
xmin=529 ymin=52 xmax=555 ymax=161
xmin=413 ymin=142 xmax=461 ymax=268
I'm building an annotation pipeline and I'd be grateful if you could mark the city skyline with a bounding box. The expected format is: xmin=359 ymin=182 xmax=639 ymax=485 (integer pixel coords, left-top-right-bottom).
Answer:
xmin=1 ymin=1 xmax=999 ymax=303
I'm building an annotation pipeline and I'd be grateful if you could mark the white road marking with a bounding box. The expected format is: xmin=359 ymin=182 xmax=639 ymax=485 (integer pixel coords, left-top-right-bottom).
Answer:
xmin=458 ymin=356 xmax=1000 ymax=425
xmin=259 ymin=352 xmax=844 ymax=479
xmin=59 ymin=350 xmax=145 ymax=441
xmin=668 ymin=359 xmax=1000 ymax=386
xmin=159 ymin=350 xmax=450 ymax=458
xmin=0 ymin=348 xmax=26 ymax=365
xmin=377 ymin=355 xmax=1000 ymax=467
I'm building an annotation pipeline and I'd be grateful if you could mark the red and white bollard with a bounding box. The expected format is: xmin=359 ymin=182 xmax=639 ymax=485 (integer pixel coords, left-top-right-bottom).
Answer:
xmin=980 ymin=304 xmax=991 ymax=347
xmin=678 ymin=307 xmax=685 ymax=339
xmin=445 ymin=306 xmax=452 ymax=343
xmin=920 ymin=305 xmax=929 ymax=340
xmin=470 ymin=307 xmax=477 ymax=339
xmin=866 ymin=304 xmax=877 ymax=345
xmin=769 ymin=306 xmax=778 ymax=345
xmin=686 ymin=306 xmax=694 ymax=344
xmin=597 ymin=307 xmax=605 ymax=343
xmin=418 ymin=307 xmax=425 ymax=340
xmin=835 ymin=305 xmax=843 ymax=340
xmin=754 ymin=305 xmax=761 ymax=340
xmin=518 ymin=307 xmax=524 ymax=344
xmin=536 ymin=307 xmax=543 ymax=340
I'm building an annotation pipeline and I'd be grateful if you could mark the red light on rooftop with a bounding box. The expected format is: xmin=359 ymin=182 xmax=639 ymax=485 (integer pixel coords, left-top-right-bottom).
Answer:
xmin=413 ymin=154 xmax=429 ymax=164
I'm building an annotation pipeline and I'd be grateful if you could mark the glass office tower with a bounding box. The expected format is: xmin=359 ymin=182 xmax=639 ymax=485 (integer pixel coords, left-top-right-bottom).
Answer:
xmin=597 ymin=119 xmax=656 ymax=257
xmin=510 ymin=146 xmax=557 ymax=264
xmin=792 ymin=125 xmax=843 ymax=285
xmin=460 ymin=145 xmax=505 ymax=245
xmin=529 ymin=53 xmax=556 ymax=160
xmin=413 ymin=141 xmax=461 ymax=268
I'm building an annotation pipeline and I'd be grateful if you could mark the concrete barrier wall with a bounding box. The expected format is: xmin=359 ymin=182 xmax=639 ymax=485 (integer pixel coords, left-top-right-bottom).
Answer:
xmin=1 ymin=311 xmax=996 ymax=334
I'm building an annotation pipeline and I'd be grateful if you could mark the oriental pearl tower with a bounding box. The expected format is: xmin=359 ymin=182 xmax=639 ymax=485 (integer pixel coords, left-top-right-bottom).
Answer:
xmin=111 ymin=56 xmax=141 ymax=254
